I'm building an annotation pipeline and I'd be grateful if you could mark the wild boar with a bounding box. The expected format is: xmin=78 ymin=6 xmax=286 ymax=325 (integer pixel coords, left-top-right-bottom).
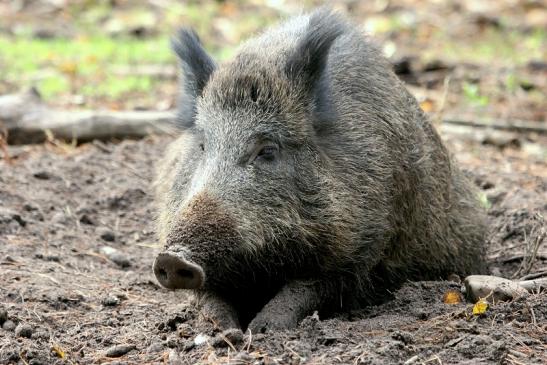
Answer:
xmin=153 ymin=8 xmax=486 ymax=332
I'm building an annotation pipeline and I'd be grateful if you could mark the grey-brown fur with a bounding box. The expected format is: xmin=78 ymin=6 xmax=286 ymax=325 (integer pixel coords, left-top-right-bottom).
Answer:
xmin=154 ymin=9 xmax=487 ymax=332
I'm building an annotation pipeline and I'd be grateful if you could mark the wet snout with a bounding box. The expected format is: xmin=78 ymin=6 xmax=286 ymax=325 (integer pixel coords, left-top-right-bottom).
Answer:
xmin=153 ymin=252 xmax=204 ymax=289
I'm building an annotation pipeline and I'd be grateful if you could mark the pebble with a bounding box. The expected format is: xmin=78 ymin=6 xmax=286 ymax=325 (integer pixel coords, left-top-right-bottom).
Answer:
xmin=193 ymin=333 xmax=210 ymax=346
xmin=50 ymin=211 xmax=68 ymax=225
xmin=105 ymin=344 xmax=136 ymax=357
xmin=146 ymin=342 xmax=163 ymax=353
xmin=31 ymin=330 xmax=50 ymax=340
xmin=182 ymin=339 xmax=195 ymax=352
xmin=102 ymin=295 xmax=120 ymax=307
xmin=100 ymin=246 xmax=131 ymax=268
xmin=96 ymin=226 xmax=116 ymax=242
xmin=231 ymin=352 xmax=254 ymax=363
xmin=3 ymin=320 xmax=16 ymax=331
xmin=168 ymin=349 xmax=183 ymax=365
xmin=15 ymin=323 xmax=33 ymax=338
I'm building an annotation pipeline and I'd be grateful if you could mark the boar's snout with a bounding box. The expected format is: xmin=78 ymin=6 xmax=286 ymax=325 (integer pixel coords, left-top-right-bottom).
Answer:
xmin=153 ymin=252 xmax=204 ymax=289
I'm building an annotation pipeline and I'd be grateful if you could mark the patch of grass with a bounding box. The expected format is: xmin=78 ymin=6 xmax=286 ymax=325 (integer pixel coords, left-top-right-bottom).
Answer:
xmin=478 ymin=192 xmax=492 ymax=210
xmin=462 ymin=82 xmax=490 ymax=107
xmin=434 ymin=28 xmax=546 ymax=66
xmin=0 ymin=35 xmax=173 ymax=100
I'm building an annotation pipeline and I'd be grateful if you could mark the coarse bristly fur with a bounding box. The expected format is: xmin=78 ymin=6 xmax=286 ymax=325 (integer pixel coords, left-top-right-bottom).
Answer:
xmin=154 ymin=8 xmax=487 ymax=330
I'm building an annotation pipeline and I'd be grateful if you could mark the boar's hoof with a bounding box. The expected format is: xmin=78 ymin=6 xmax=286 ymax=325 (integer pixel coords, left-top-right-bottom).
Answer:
xmin=248 ymin=311 xmax=298 ymax=333
xmin=153 ymin=252 xmax=204 ymax=289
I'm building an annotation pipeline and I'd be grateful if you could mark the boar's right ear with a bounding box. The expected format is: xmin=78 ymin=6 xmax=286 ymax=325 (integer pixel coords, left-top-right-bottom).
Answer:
xmin=172 ymin=28 xmax=216 ymax=129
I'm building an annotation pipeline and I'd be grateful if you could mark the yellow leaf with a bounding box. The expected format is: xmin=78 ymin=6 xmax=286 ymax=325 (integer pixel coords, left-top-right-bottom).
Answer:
xmin=443 ymin=290 xmax=462 ymax=304
xmin=58 ymin=61 xmax=78 ymax=76
xmin=473 ymin=299 xmax=489 ymax=315
xmin=51 ymin=345 xmax=65 ymax=359
xmin=420 ymin=99 xmax=435 ymax=113
xmin=85 ymin=55 xmax=98 ymax=64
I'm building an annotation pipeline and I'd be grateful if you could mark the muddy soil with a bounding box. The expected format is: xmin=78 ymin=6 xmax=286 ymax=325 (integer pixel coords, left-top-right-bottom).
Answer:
xmin=0 ymin=134 xmax=545 ymax=365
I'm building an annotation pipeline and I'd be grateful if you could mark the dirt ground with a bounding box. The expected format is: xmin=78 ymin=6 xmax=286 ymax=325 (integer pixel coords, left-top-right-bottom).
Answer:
xmin=0 ymin=131 xmax=545 ymax=364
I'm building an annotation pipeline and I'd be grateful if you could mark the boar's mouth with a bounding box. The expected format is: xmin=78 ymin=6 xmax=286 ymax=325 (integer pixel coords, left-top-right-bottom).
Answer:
xmin=153 ymin=251 xmax=205 ymax=290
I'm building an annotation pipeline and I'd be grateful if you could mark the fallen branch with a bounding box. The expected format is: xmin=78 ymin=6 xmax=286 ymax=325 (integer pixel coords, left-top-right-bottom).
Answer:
xmin=0 ymin=88 xmax=178 ymax=144
xmin=1 ymin=89 xmax=545 ymax=146
xmin=442 ymin=115 xmax=547 ymax=134
xmin=520 ymin=269 xmax=547 ymax=281
xmin=464 ymin=275 xmax=546 ymax=303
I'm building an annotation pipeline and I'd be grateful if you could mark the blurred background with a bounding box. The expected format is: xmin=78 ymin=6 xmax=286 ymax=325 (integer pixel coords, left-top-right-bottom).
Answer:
xmin=0 ymin=0 xmax=545 ymax=124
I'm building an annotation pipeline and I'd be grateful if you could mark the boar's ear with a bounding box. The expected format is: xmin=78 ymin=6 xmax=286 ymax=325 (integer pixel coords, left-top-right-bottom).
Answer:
xmin=284 ymin=10 xmax=344 ymax=97
xmin=172 ymin=28 xmax=216 ymax=129
xmin=284 ymin=10 xmax=346 ymax=132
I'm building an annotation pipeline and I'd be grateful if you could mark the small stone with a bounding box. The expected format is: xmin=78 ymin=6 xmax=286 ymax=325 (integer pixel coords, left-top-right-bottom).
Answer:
xmin=51 ymin=212 xmax=68 ymax=225
xmin=31 ymin=330 xmax=50 ymax=340
xmin=168 ymin=349 xmax=183 ymax=365
xmin=102 ymin=295 xmax=120 ymax=307
xmin=100 ymin=246 xmax=131 ymax=268
xmin=391 ymin=330 xmax=413 ymax=345
xmin=231 ymin=352 xmax=253 ymax=363
xmin=29 ymin=359 xmax=46 ymax=365
xmin=147 ymin=342 xmax=163 ymax=353
xmin=105 ymin=344 xmax=136 ymax=357
xmin=15 ymin=323 xmax=33 ymax=338
xmin=193 ymin=333 xmax=210 ymax=346
xmin=2 ymin=320 xmax=16 ymax=331
xmin=96 ymin=227 xmax=116 ymax=242
xmin=182 ymin=340 xmax=195 ymax=352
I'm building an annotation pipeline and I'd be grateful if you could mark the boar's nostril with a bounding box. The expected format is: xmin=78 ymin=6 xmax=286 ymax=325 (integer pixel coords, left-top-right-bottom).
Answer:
xmin=153 ymin=252 xmax=204 ymax=290
xmin=157 ymin=268 xmax=168 ymax=281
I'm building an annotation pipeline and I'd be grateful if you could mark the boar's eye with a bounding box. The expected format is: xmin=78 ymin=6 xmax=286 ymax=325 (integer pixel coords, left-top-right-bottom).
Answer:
xmin=199 ymin=143 xmax=205 ymax=152
xmin=254 ymin=144 xmax=278 ymax=164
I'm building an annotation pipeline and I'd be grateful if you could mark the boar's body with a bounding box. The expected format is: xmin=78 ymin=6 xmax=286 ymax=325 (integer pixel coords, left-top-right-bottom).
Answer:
xmin=154 ymin=9 xmax=486 ymax=332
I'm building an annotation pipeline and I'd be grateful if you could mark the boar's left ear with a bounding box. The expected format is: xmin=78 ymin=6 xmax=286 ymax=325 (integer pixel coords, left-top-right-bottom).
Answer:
xmin=284 ymin=10 xmax=346 ymax=131
xmin=284 ymin=10 xmax=345 ymax=98
xmin=172 ymin=28 xmax=216 ymax=129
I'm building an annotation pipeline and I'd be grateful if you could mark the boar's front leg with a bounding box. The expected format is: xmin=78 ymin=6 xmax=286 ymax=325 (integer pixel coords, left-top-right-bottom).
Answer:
xmin=197 ymin=292 xmax=241 ymax=330
xmin=248 ymin=280 xmax=325 ymax=333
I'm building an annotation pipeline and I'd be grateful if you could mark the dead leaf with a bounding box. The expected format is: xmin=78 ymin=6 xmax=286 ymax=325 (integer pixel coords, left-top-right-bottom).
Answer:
xmin=58 ymin=61 xmax=78 ymax=76
xmin=51 ymin=344 xmax=65 ymax=359
xmin=443 ymin=290 xmax=462 ymax=304
xmin=420 ymin=99 xmax=435 ymax=113
xmin=472 ymin=299 xmax=489 ymax=315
